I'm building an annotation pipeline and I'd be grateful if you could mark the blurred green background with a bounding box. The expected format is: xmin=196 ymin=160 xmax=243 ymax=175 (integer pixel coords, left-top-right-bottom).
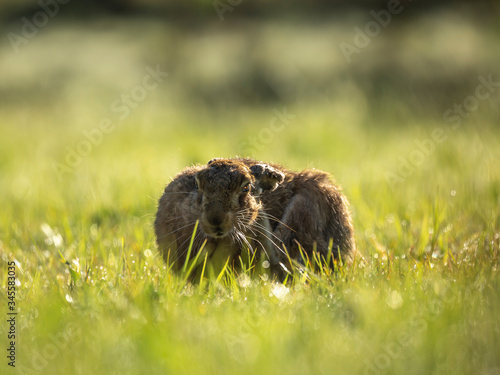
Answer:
xmin=1 ymin=0 xmax=499 ymax=192
xmin=1 ymin=0 xmax=499 ymax=241
xmin=1 ymin=1 xmax=500 ymax=375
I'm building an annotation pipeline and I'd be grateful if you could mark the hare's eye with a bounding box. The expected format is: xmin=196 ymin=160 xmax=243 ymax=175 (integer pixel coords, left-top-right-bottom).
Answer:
xmin=241 ymin=183 xmax=250 ymax=193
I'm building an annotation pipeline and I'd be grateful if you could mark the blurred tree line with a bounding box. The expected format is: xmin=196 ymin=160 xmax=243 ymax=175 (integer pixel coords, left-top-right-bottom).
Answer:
xmin=0 ymin=0 xmax=485 ymax=20
xmin=1 ymin=0 xmax=498 ymax=125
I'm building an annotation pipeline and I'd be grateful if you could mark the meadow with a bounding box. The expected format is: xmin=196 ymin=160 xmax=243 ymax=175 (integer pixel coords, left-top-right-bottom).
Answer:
xmin=1 ymin=100 xmax=499 ymax=374
xmin=1 ymin=8 xmax=500 ymax=375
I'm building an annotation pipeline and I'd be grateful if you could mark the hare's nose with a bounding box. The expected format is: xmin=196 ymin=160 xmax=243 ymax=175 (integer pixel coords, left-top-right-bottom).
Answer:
xmin=206 ymin=212 xmax=229 ymax=229
xmin=203 ymin=215 xmax=228 ymax=238
xmin=207 ymin=216 xmax=223 ymax=227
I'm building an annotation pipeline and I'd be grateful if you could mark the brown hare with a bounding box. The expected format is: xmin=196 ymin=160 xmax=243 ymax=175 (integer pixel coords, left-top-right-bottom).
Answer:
xmin=154 ymin=158 xmax=355 ymax=275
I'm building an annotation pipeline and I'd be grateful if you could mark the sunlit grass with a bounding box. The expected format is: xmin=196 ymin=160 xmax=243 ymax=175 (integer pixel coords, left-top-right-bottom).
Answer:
xmin=0 ymin=101 xmax=499 ymax=375
xmin=1 ymin=7 xmax=499 ymax=373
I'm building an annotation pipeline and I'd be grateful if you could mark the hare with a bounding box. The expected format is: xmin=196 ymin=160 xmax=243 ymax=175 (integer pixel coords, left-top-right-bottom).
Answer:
xmin=154 ymin=158 xmax=355 ymax=274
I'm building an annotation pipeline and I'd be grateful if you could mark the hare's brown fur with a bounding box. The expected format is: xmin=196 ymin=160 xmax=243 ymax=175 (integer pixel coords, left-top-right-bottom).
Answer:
xmin=154 ymin=158 xmax=355 ymax=272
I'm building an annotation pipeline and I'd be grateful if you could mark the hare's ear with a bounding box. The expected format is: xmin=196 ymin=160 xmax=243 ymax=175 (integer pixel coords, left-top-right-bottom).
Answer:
xmin=207 ymin=158 xmax=222 ymax=165
xmin=250 ymin=164 xmax=284 ymax=194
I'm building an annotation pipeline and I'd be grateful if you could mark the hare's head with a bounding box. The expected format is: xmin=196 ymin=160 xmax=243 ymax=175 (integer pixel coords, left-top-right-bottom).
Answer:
xmin=194 ymin=158 xmax=284 ymax=238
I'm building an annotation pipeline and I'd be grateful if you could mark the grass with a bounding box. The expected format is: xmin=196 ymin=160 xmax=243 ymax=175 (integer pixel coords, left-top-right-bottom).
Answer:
xmin=1 ymin=4 xmax=500 ymax=372
xmin=1 ymin=12 xmax=500 ymax=373
xmin=0 ymin=99 xmax=499 ymax=375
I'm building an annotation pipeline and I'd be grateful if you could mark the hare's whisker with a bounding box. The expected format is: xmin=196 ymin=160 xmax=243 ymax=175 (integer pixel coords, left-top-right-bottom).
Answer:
xmin=246 ymin=225 xmax=286 ymax=257
xmin=160 ymin=229 xmax=195 ymax=254
xmin=242 ymin=234 xmax=271 ymax=261
xmin=236 ymin=230 xmax=254 ymax=254
xmin=156 ymin=221 xmax=197 ymax=241
xmin=232 ymin=231 xmax=244 ymax=250
xmin=157 ymin=191 xmax=196 ymax=195
xmin=258 ymin=210 xmax=296 ymax=232
xmin=172 ymin=231 xmax=204 ymax=265
xmin=156 ymin=215 xmax=198 ymax=225
xmin=251 ymin=221 xmax=284 ymax=244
